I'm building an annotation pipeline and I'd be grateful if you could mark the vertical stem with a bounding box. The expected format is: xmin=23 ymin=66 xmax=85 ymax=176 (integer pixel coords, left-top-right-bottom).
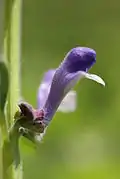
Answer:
xmin=0 ymin=0 xmax=5 ymax=53
xmin=9 ymin=0 xmax=22 ymax=125
xmin=3 ymin=0 xmax=23 ymax=179
xmin=9 ymin=0 xmax=23 ymax=178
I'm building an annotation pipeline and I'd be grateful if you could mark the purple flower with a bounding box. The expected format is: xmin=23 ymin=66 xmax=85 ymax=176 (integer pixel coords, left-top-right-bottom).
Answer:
xmin=38 ymin=47 xmax=105 ymax=126
xmin=16 ymin=46 xmax=105 ymax=143
xmin=38 ymin=70 xmax=77 ymax=113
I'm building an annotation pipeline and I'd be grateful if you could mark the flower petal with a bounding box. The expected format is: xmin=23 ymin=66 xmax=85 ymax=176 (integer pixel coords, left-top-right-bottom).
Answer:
xmin=38 ymin=70 xmax=77 ymax=113
xmin=43 ymin=47 xmax=97 ymax=125
xmin=37 ymin=70 xmax=55 ymax=108
xmin=63 ymin=47 xmax=96 ymax=73
xmin=80 ymin=72 xmax=105 ymax=86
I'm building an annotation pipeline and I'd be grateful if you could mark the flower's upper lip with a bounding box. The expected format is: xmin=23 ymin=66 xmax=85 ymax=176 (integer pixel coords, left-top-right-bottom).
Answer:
xmin=64 ymin=47 xmax=96 ymax=73
xmin=77 ymin=47 xmax=96 ymax=56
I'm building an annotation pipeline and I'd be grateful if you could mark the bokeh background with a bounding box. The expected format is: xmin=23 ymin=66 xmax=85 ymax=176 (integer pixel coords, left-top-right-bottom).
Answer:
xmin=19 ymin=0 xmax=120 ymax=178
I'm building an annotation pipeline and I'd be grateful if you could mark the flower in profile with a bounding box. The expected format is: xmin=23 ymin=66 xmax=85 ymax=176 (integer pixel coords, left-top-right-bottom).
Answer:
xmin=16 ymin=47 xmax=105 ymax=141
xmin=38 ymin=47 xmax=105 ymax=126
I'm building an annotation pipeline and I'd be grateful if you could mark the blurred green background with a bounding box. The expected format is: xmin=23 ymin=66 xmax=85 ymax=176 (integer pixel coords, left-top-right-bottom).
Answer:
xmin=20 ymin=0 xmax=120 ymax=178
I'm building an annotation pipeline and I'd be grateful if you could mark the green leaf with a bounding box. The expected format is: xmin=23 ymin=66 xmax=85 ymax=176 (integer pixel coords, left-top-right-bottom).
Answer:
xmin=2 ymin=132 xmax=21 ymax=172
xmin=9 ymin=125 xmax=21 ymax=168
xmin=2 ymin=139 xmax=13 ymax=172
xmin=0 ymin=60 xmax=9 ymax=112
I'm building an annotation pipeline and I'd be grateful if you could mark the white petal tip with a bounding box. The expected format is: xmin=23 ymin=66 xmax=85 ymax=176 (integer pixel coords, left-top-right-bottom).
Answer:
xmin=81 ymin=72 xmax=105 ymax=87
xmin=89 ymin=74 xmax=106 ymax=87
xmin=101 ymin=81 xmax=105 ymax=87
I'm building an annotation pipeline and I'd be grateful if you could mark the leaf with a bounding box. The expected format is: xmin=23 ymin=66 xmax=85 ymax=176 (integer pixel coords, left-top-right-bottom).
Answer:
xmin=9 ymin=124 xmax=21 ymax=168
xmin=2 ymin=139 xmax=13 ymax=174
xmin=0 ymin=60 xmax=9 ymax=112
xmin=2 ymin=135 xmax=20 ymax=172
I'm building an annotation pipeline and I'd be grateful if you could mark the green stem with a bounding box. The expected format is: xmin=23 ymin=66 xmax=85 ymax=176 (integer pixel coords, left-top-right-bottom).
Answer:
xmin=3 ymin=0 xmax=23 ymax=179
xmin=8 ymin=0 xmax=22 ymax=124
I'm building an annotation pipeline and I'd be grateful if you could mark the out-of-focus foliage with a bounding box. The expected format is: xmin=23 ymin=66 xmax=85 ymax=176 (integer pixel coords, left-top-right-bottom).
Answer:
xmin=16 ymin=0 xmax=120 ymax=178
xmin=0 ymin=60 xmax=9 ymax=113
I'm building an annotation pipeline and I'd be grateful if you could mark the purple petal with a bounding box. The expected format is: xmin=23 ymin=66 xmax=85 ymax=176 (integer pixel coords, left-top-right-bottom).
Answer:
xmin=41 ymin=69 xmax=56 ymax=84
xmin=37 ymin=69 xmax=56 ymax=109
xmin=43 ymin=47 xmax=96 ymax=125
xmin=64 ymin=47 xmax=96 ymax=73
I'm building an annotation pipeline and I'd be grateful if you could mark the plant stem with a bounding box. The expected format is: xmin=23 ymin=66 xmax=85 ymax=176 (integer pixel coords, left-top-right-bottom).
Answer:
xmin=8 ymin=0 xmax=22 ymax=126
xmin=3 ymin=0 xmax=23 ymax=179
